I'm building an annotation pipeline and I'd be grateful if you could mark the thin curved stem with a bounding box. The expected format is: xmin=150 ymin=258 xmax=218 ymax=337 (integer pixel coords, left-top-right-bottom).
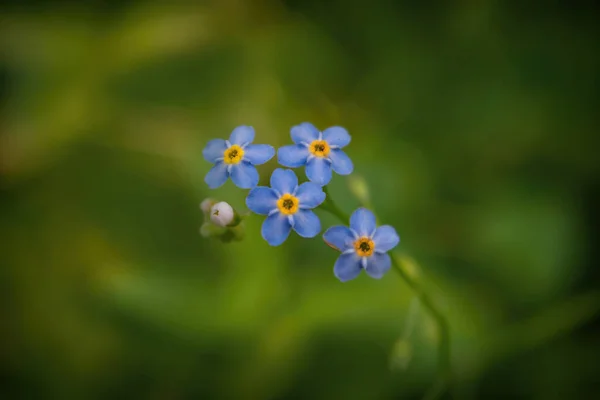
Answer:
xmin=320 ymin=186 xmax=451 ymax=400
xmin=392 ymin=255 xmax=451 ymax=400
xmin=320 ymin=186 xmax=350 ymax=223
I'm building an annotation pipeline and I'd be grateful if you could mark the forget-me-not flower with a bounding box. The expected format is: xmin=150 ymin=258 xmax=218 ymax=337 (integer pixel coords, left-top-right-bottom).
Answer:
xmin=203 ymin=126 xmax=275 ymax=189
xmin=278 ymin=122 xmax=354 ymax=186
xmin=246 ymin=168 xmax=326 ymax=246
xmin=323 ymin=208 xmax=400 ymax=282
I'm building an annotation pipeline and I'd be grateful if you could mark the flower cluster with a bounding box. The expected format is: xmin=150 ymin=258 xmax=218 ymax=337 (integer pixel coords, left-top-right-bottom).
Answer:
xmin=201 ymin=123 xmax=400 ymax=281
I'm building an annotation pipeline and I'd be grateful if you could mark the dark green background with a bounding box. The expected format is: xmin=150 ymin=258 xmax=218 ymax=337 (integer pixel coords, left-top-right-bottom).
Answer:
xmin=2 ymin=1 xmax=599 ymax=399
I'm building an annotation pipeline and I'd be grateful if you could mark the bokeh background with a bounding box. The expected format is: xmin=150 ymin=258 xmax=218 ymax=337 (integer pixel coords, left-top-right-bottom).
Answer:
xmin=2 ymin=0 xmax=599 ymax=399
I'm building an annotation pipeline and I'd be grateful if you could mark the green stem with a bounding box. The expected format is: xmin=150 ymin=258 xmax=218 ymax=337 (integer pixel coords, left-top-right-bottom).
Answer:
xmin=392 ymin=255 xmax=451 ymax=400
xmin=320 ymin=186 xmax=451 ymax=400
xmin=321 ymin=186 xmax=352 ymax=223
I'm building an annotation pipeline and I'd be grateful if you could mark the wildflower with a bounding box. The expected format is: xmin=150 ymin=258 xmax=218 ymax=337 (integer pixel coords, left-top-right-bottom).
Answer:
xmin=323 ymin=208 xmax=400 ymax=282
xmin=277 ymin=122 xmax=354 ymax=186
xmin=246 ymin=168 xmax=325 ymax=246
xmin=203 ymin=126 xmax=275 ymax=189
xmin=210 ymin=201 xmax=235 ymax=227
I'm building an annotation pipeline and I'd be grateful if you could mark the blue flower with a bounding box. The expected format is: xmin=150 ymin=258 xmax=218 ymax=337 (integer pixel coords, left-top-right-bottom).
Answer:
xmin=323 ymin=208 xmax=400 ymax=282
xmin=277 ymin=122 xmax=354 ymax=186
xmin=203 ymin=126 xmax=275 ymax=189
xmin=246 ymin=168 xmax=326 ymax=246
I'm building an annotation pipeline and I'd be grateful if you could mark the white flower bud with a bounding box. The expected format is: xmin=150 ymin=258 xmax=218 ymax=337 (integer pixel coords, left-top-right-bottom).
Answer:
xmin=200 ymin=198 xmax=216 ymax=214
xmin=210 ymin=202 xmax=235 ymax=227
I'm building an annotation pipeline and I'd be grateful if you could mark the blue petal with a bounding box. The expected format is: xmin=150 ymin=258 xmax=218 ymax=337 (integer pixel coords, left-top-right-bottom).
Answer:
xmin=305 ymin=157 xmax=332 ymax=186
xmin=229 ymin=126 xmax=255 ymax=146
xmin=350 ymin=208 xmax=376 ymax=237
xmin=203 ymin=139 xmax=227 ymax=163
xmin=246 ymin=187 xmax=278 ymax=215
xmin=333 ymin=253 xmax=362 ymax=282
xmin=261 ymin=213 xmax=292 ymax=246
xmin=372 ymin=225 xmax=400 ymax=253
xmin=323 ymin=126 xmax=351 ymax=148
xmin=230 ymin=162 xmax=259 ymax=189
xmin=291 ymin=210 xmax=321 ymax=238
xmin=270 ymin=168 xmax=298 ymax=194
xmin=295 ymin=182 xmax=325 ymax=209
xmin=323 ymin=226 xmax=356 ymax=251
xmin=291 ymin=122 xmax=319 ymax=144
xmin=243 ymin=144 xmax=274 ymax=165
xmin=329 ymin=149 xmax=354 ymax=175
xmin=278 ymin=145 xmax=309 ymax=167
xmin=364 ymin=253 xmax=391 ymax=279
xmin=204 ymin=162 xmax=229 ymax=189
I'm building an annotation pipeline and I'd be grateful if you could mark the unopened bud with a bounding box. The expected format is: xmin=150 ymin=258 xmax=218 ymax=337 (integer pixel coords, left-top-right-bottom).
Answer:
xmin=200 ymin=198 xmax=217 ymax=214
xmin=200 ymin=221 xmax=226 ymax=237
xmin=347 ymin=175 xmax=371 ymax=207
xmin=210 ymin=202 xmax=235 ymax=227
xmin=389 ymin=339 xmax=413 ymax=371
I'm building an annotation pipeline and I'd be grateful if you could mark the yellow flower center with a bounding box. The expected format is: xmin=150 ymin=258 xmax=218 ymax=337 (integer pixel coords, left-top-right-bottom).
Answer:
xmin=354 ymin=237 xmax=375 ymax=257
xmin=309 ymin=140 xmax=330 ymax=158
xmin=277 ymin=193 xmax=299 ymax=215
xmin=223 ymin=145 xmax=244 ymax=164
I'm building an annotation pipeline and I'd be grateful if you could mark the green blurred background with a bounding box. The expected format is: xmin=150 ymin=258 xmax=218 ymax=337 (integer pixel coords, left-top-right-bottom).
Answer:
xmin=2 ymin=0 xmax=599 ymax=399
